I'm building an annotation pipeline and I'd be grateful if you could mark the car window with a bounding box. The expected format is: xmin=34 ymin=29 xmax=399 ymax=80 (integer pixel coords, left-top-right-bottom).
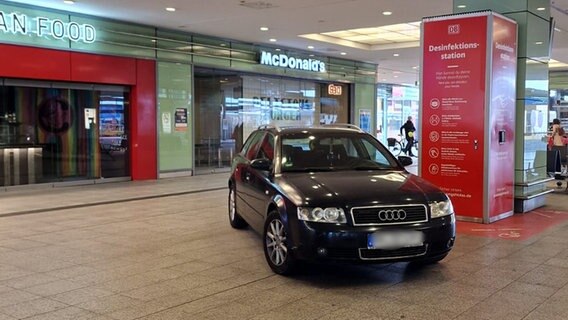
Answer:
xmin=241 ymin=131 xmax=264 ymax=161
xmin=257 ymin=133 xmax=274 ymax=161
xmin=361 ymin=139 xmax=391 ymax=166
xmin=281 ymin=131 xmax=400 ymax=172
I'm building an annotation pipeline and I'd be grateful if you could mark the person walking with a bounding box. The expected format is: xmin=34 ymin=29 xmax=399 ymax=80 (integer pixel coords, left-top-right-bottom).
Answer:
xmin=551 ymin=118 xmax=565 ymax=147
xmin=400 ymin=116 xmax=416 ymax=157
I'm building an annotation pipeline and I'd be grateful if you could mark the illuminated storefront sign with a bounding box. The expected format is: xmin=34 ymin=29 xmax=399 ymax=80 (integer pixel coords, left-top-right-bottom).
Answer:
xmin=328 ymin=84 xmax=343 ymax=95
xmin=0 ymin=11 xmax=96 ymax=43
xmin=260 ymin=51 xmax=326 ymax=72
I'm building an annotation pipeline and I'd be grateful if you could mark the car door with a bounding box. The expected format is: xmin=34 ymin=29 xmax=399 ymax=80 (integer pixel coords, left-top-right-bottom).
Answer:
xmin=245 ymin=132 xmax=275 ymax=230
xmin=234 ymin=131 xmax=264 ymax=222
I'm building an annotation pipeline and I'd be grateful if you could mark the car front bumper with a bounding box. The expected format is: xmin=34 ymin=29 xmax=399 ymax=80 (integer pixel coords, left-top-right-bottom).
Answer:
xmin=289 ymin=214 xmax=455 ymax=263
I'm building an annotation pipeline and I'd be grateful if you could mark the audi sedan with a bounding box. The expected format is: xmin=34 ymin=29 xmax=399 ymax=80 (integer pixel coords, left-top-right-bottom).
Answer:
xmin=228 ymin=124 xmax=455 ymax=275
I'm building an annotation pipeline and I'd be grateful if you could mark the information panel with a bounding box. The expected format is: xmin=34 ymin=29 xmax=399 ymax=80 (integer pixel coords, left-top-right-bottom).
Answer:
xmin=421 ymin=14 xmax=488 ymax=220
xmin=421 ymin=12 xmax=517 ymax=223
xmin=488 ymin=15 xmax=517 ymax=219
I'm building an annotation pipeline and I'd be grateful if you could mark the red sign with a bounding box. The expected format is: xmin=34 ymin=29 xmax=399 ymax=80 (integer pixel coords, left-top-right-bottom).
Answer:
xmin=421 ymin=14 xmax=488 ymax=220
xmin=488 ymin=16 xmax=517 ymax=218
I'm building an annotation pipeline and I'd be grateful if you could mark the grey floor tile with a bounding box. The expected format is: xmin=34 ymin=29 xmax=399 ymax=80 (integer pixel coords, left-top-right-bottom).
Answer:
xmin=0 ymin=298 xmax=67 ymax=319
xmin=1 ymin=178 xmax=568 ymax=320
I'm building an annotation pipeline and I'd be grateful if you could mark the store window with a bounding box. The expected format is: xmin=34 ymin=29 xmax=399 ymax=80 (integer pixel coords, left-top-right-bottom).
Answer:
xmin=194 ymin=68 xmax=350 ymax=174
xmin=377 ymin=84 xmax=419 ymax=146
xmin=0 ymin=80 xmax=129 ymax=186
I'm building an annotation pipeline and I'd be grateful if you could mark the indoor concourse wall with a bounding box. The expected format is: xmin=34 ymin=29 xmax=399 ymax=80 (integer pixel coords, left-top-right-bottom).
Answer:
xmin=0 ymin=43 xmax=157 ymax=180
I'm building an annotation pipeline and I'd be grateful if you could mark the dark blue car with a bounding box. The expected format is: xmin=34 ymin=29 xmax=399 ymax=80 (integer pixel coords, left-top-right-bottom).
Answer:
xmin=228 ymin=124 xmax=455 ymax=275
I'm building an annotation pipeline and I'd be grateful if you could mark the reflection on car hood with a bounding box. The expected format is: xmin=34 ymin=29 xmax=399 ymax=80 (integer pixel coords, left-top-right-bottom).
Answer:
xmin=276 ymin=170 xmax=445 ymax=208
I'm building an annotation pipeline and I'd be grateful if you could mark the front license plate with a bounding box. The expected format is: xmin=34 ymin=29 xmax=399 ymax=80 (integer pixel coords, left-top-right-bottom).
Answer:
xmin=367 ymin=231 xmax=424 ymax=250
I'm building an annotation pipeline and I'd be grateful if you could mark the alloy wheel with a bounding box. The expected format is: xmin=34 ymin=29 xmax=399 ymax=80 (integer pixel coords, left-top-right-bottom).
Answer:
xmin=265 ymin=218 xmax=288 ymax=266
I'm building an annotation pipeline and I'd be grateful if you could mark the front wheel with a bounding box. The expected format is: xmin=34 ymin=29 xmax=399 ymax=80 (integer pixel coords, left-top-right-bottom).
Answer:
xmin=263 ymin=211 xmax=297 ymax=275
xmin=228 ymin=186 xmax=247 ymax=229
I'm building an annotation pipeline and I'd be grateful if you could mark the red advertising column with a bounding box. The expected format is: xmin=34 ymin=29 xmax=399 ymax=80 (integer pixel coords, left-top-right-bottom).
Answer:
xmin=420 ymin=12 xmax=517 ymax=223
xmin=488 ymin=15 xmax=517 ymax=221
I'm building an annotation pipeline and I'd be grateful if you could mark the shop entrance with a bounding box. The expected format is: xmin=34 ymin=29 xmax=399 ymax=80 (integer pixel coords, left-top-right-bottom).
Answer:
xmin=194 ymin=69 xmax=242 ymax=174
xmin=193 ymin=68 xmax=351 ymax=175
xmin=0 ymin=79 xmax=130 ymax=186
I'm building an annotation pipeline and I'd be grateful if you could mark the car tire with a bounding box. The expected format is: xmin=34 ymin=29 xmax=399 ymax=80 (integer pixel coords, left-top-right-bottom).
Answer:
xmin=263 ymin=211 xmax=297 ymax=275
xmin=228 ymin=186 xmax=247 ymax=229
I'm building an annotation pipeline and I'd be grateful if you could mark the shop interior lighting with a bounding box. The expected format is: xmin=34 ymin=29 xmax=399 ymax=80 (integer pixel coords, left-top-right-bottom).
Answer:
xmin=165 ymin=7 xmax=176 ymax=12
xmin=307 ymin=45 xmax=314 ymax=49
xmin=299 ymin=21 xmax=420 ymax=50
xmin=393 ymin=53 xmax=399 ymax=57
xmin=340 ymin=52 xmax=347 ymax=55
xmin=537 ymin=7 xmax=545 ymax=11
xmin=382 ymin=11 xmax=392 ymax=16
xmin=260 ymin=27 xmax=269 ymax=31
xmin=457 ymin=5 xmax=466 ymax=8
xmin=269 ymin=38 xmax=277 ymax=42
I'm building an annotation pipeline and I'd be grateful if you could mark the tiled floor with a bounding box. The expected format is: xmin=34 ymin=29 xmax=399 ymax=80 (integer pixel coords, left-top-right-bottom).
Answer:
xmin=1 ymin=173 xmax=568 ymax=319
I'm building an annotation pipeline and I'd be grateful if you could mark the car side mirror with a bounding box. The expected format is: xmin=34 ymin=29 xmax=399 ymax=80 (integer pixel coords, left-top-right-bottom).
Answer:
xmin=250 ymin=158 xmax=272 ymax=171
xmin=398 ymin=155 xmax=413 ymax=166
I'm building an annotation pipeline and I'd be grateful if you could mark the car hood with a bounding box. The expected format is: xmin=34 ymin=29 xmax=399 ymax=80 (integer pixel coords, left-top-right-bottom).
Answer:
xmin=275 ymin=170 xmax=445 ymax=208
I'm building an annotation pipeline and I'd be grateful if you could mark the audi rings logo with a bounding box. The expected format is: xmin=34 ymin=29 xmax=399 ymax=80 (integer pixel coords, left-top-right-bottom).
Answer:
xmin=378 ymin=209 xmax=407 ymax=221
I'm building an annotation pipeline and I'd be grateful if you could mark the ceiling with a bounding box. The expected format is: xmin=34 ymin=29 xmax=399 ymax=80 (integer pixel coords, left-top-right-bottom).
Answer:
xmin=5 ymin=0 xmax=568 ymax=86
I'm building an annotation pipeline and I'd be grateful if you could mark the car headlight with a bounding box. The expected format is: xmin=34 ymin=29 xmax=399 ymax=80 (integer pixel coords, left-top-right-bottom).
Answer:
xmin=429 ymin=200 xmax=454 ymax=219
xmin=297 ymin=207 xmax=346 ymax=224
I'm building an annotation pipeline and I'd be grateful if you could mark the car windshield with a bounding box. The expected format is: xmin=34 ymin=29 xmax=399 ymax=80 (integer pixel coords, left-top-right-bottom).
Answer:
xmin=280 ymin=131 xmax=402 ymax=172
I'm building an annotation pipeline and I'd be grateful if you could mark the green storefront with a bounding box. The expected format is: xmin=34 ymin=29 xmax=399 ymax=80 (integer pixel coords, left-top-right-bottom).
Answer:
xmin=0 ymin=1 xmax=377 ymax=187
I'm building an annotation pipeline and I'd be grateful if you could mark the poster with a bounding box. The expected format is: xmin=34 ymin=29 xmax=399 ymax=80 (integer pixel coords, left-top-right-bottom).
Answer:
xmin=421 ymin=14 xmax=488 ymax=220
xmin=84 ymin=108 xmax=96 ymax=129
xmin=175 ymin=108 xmax=188 ymax=132
xmin=162 ymin=112 xmax=172 ymax=134
xmin=359 ymin=109 xmax=371 ymax=133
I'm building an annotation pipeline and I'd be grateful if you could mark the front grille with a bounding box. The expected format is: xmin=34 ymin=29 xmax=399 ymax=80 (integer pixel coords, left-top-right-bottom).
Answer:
xmin=359 ymin=245 xmax=428 ymax=260
xmin=351 ymin=204 xmax=428 ymax=226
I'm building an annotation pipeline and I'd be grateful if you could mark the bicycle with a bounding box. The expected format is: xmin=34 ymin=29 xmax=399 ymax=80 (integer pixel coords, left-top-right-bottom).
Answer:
xmin=387 ymin=135 xmax=419 ymax=157
xmin=386 ymin=136 xmax=403 ymax=156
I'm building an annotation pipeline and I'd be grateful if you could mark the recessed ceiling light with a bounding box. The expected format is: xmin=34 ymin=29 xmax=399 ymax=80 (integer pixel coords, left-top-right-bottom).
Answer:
xmin=151 ymin=39 xmax=156 ymax=42
xmin=165 ymin=7 xmax=176 ymax=12
xmin=535 ymin=41 xmax=543 ymax=45
xmin=382 ymin=11 xmax=392 ymax=16
xmin=309 ymin=54 xmax=314 ymax=57
xmin=412 ymin=66 xmax=419 ymax=69
xmin=340 ymin=52 xmax=347 ymax=55
xmin=307 ymin=45 xmax=314 ymax=49
xmin=260 ymin=27 xmax=269 ymax=31
xmin=537 ymin=7 xmax=545 ymax=11
xmin=275 ymin=48 xmax=281 ymax=51
xmin=220 ymin=43 xmax=226 ymax=47
xmin=457 ymin=4 xmax=466 ymax=8
xmin=269 ymin=38 xmax=277 ymax=42
xmin=63 ymin=0 xmax=75 ymax=4
xmin=393 ymin=53 xmax=399 ymax=57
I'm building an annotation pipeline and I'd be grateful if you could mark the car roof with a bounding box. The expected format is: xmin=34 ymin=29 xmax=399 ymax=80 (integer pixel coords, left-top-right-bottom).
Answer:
xmin=258 ymin=124 xmax=365 ymax=135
